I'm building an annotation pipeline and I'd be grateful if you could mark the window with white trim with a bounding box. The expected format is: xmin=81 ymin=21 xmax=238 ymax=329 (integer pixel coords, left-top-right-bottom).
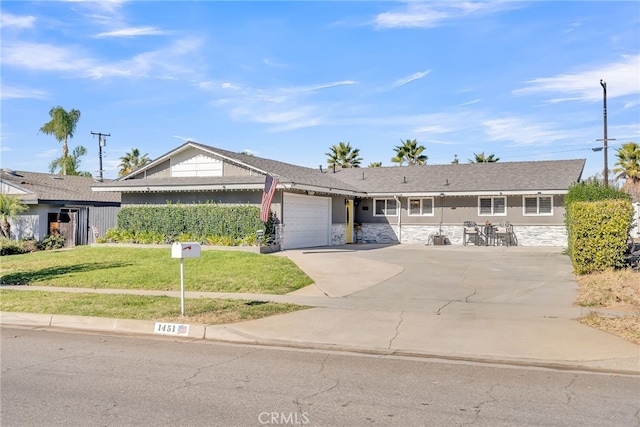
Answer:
xmin=478 ymin=196 xmax=506 ymax=216
xmin=408 ymin=198 xmax=434 ymax=216
xmin=523 ymin=195 xmax=553 ymax=215
xmin=374 ymin=198 xmax=398 ymax=216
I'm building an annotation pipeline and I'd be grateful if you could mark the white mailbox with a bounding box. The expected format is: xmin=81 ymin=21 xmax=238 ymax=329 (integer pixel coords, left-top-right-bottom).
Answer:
xmin=171 ymin=242 xmax=201 ymax=259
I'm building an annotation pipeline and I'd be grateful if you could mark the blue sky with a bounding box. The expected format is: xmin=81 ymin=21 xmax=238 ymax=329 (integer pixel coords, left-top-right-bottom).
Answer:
xmin=1 ymin=1 xmax=639 ymax=180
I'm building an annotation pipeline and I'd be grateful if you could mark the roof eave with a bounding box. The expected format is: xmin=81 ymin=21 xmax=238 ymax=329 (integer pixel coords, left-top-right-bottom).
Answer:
xmin=364 ymin=189 xmax=570 ymax=197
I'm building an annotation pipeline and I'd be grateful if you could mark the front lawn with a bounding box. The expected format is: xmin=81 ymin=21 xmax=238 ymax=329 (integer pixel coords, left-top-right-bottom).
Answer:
xmin=0 ymin=290 xmax=307 ymax=324
xmin=0 ymin=246 xmax=313 ymax=294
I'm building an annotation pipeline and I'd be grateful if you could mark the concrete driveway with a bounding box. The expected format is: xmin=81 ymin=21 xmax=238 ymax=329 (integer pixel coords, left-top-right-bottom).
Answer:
xmin=210 ymin=244 xmax=639 ymax=373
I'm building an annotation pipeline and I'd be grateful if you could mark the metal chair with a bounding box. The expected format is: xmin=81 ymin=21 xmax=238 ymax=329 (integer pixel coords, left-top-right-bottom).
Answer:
xmin=463 ymin=221 xmax=482 ymax=246
xmin=494 ymin=221 xmax=512 ymax=246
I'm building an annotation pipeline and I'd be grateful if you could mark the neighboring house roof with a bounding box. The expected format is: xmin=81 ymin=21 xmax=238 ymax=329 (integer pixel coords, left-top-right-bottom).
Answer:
xmin=332 ymin=159 xmax=586 ymax=196
xmin=91 ymin=141 xmax=585 ymax=197
xmin=0 ymin=169 xmax=121 ymax=205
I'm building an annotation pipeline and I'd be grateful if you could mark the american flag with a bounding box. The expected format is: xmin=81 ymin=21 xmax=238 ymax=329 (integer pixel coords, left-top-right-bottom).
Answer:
xmin=260 ymin=175 xmax=278 ymax=222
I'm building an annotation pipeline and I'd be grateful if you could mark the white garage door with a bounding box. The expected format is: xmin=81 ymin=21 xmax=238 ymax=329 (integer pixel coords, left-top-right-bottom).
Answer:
xmin=282 ymin=193 xmax=331 ymax=249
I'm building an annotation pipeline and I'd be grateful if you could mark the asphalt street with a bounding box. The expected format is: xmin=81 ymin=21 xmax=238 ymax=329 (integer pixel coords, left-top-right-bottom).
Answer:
xmin=2 ymin=327 xmax=639 ymax=427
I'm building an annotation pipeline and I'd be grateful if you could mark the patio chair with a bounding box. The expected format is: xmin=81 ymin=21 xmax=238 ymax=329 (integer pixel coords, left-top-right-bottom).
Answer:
xmin=494 ymin=221 xmax=512 ymax=246
xmin=463 ymin=221 xmax=482 ymax=246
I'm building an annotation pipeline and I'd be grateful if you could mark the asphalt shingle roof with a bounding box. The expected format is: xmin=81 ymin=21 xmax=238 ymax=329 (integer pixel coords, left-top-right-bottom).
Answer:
xmin=330 ymin=159 xmax=586 ymax=194
xmin=92 ymin=141 xmax=585 ymax=196
xmin=1 ymin=169 xmax=121 ymax=204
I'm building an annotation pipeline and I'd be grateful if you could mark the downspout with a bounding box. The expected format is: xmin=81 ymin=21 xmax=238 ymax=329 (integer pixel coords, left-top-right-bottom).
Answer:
xmin=394 ymin=195 xmax=401 ymax=243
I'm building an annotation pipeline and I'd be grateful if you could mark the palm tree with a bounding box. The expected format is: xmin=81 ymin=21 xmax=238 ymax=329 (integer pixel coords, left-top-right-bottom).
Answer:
xmin=614 ymin=142 xmax=640 ymax=183
xmin=325 ymin=142 xmax=362 ymax=168
xmin=119 ymin=148 xmax=151 ymax=176
xmin=469 ymin=152 xmax=500 ymax=163
xmin=49 ymin=145 xmax=92 ymax=176
xmin=368 ymin=162 xmax=382 ymax=168
xmin=39 ymin=106 xmax=81 ymax=175
xmin=391 ymin=139 xmax=427 ymax=166
xmin=0 ymin=194 xmax=28 ymax=239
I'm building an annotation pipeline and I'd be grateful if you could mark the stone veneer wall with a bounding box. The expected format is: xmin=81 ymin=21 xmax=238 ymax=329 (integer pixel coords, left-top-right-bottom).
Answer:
xmin=355 ymin=223 xmax=567 ymax=247
xmin=331 ymin=224 xmax=346 ymax=246
xmin=512 ymin=225 xmax=567 ymax=247
xmin=360 ymin=223 xmax=399 ymax=244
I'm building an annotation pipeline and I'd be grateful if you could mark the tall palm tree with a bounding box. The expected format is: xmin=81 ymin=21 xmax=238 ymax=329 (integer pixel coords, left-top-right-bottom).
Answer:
xmin=39 ymin=106 xmax=81 ymax=175
xmin=368 ymin=162 xmax=382 ymax=168
xmin=119 ymin=148 xmax=151 ymax=176
xmin=49 ymin=145 xmax=91 ymax=176
xmin=0 ymin=194 xmax=28 ymax=239
xmin=325 ymin=142 xmax=362 ymax=168
xmin=614 ymin=142 xmax=640 ymax=184
xmin=391 ymin=139 xmax=427 ymax=166
xmin=469 ymin=152 xmax=500 ymax=163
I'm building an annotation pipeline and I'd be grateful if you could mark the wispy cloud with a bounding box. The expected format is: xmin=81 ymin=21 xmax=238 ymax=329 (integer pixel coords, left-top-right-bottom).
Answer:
xmin=392 ymin=70 xmax=430 ymax=88
xmin=513 ymin=54 xmax=640 ymax=102
xmin=63 ymin=0 xmax=128 ymax=14
xmin=94 ymin=26 xmax=169 ymax=38
xmin=202 ymin=79 xmax=355 ymax=131
xmin=0 ymin=86 xmax=48 ymax=100
xmin=1 ymin=42 xmax=94 ymax=73
xmin=456 ymin=99 xmax=481 ymax=107
xmin=483 ymin=117 xmax=573 ymax=146
xmin=172 ymin=135 xmax=193 ymax=142
xmin=1 ymin=37 xmax=203 ymax=80
xmin=1 ymin=13 xmax=36 ymax=28
xmin=373 ymin=1 xmax=518 ymax=29
xmin=283 ymin=80 xmax=356 ymax=94
xmin=624 ymin=100 xmax=639 ymax=110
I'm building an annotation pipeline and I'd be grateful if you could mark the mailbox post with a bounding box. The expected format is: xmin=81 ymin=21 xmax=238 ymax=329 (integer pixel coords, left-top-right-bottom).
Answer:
xmin=171 ymin=242 xmax=201 ymax=316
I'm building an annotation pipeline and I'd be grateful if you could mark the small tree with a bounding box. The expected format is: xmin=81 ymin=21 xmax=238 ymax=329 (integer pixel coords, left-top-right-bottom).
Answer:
xmin=0 ymin=194 xmax=28 ymax=239
xmin=368 ymin=162 xmax=382 ymax=168
xmin=39 ymin=106 xmax=81 ymax=176
xmin=49 ymin=145 xmax=92 ymax=176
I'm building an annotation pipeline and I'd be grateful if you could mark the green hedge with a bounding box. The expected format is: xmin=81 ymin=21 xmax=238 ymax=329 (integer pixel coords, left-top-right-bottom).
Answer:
xmin=115 ymin=203 xmax=276 ymax=245
xmin=564 ymin=181 xmax=631 ymax=263
xmin=568 ymin=199 xmax=633 ymax=274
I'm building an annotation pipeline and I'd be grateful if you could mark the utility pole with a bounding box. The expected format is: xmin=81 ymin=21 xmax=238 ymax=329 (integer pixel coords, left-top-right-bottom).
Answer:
xmin=597 ymin=80 xmax=615 ymax=187
xmin=91 ymin=131 xmax=110 ymax=182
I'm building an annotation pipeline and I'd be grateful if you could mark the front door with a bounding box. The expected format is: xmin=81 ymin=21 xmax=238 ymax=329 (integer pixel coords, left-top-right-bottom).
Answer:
xmin=345 ymin=199 xmax=354 ymax=243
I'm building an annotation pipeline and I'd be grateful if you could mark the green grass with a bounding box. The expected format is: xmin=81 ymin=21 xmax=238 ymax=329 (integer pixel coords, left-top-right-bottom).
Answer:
xmin=0 ymin=290 xmax=307 ymax=324
xmin=0 ymin=246 xmax=313 ymax=294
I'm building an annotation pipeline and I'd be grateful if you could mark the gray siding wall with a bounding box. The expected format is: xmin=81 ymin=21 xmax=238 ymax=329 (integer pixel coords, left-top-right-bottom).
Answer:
xmin=89 ymin=206 xmax=120 ymax=239
xmin=354 ymin=195 xmax=566 ymax=226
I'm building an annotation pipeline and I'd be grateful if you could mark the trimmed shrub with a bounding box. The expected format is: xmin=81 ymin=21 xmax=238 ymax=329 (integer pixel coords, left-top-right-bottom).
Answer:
xmin=0 ymin=238 xmax=39 ymax=256
xmin=564 ymin=181 xmax=631 ymax=260
xmin=568 ymin=199 xmax=633 ymax=274
xmin=113 ymin=203 xmax=276 ymax=246
xmin=38 ymin=234 xmax=66 ymax=251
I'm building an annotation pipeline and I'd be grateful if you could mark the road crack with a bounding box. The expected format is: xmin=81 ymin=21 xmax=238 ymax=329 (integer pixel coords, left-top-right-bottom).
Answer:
xmin=388 ymin=311 xmax=405 ymax=349
xmin=169 ymin=349 xmax=260 ymax=394
xmin=436 ymin=288 xmax=478 ymax=315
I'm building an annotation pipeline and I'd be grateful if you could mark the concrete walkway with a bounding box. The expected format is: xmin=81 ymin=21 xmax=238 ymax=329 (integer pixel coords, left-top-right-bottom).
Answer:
xmin=2 ymin=244 xmax=639 ymax=374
